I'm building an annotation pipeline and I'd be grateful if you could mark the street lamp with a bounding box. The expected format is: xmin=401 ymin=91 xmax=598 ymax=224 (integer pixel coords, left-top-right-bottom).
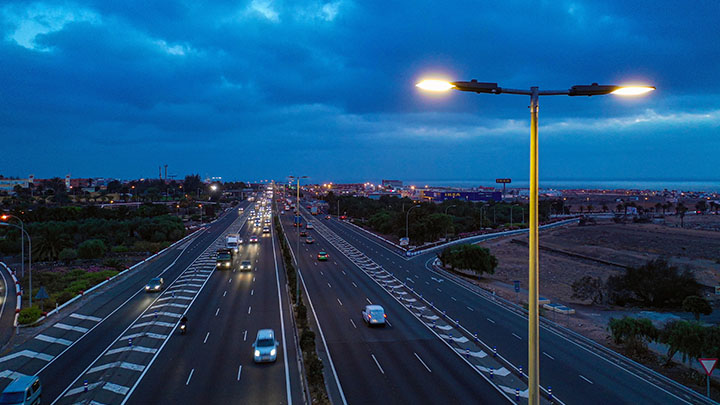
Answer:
xmin=418 ymin=77 xmax=654 ymax=404
xmin=406 ymin=205 xmax=421 ymax=242
xmin=198 ymin=204 xmax=203 ymax=225
xmin=289 ymin=175 xmax=308 ymax=299
xmin=444 ymin=205 xmax=456 ymax=241
xmin=0 ymin=222 xmax=31 ymax=307
xmin=1 ymin=214 xmax=25 ymax=278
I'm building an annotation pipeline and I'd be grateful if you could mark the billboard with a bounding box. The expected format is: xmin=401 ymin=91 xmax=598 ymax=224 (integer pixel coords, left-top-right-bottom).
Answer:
xmin=423 ymin=190 xmax=502 ymax=202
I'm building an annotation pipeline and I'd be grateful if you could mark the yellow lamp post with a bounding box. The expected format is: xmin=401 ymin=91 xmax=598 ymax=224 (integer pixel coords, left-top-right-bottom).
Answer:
xmin=417 ymin=79 xmax=654 ymax=404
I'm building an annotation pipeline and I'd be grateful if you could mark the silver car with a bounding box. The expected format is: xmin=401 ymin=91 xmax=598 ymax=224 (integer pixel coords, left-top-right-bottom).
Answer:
xmin=361 ymin=305 xmax=387 ymax=326
xmin=253 ymin=329 xmax=278 ymax=363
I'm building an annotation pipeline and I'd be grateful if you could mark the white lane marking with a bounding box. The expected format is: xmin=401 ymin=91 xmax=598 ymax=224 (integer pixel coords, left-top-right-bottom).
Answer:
xmin=327 ymin=282 xmax=332 ymax=288
xmin=580 ymin=375 xmax=594 ymax=384
xmin=543 ymin=352 xmax=555 ymax=360
xmin=251 ymin=289 xmax=254 ymax=296
xmin=215 ymin=308 xmax=220 ymax=317
xmin=132 ymin=321 xmax=175 ymax=329
xmin=106 ymin=346 xmax=157 ymax=355
xmin=88 ymin=361 xmax=144 ymax=374
xmin=204 ymin=332 xmax=210 ymax=344
xmin=414 ymin=352 xmax=432 ymax=373
xmin=0 ymin=350 xmax=53 ymax=363
xmin=69 ymin=313 xmax=102 ymax=322
xmin=467 ymin=306 xmax=475 ymax=311
xmin=486 ymin=317 xmax=496 ymax=324
xmin=151 ymin=303 xmax=188 ymax=309
xmin=35 ymin=334 xmax=73 ymax=346
xmin=437 ymin=288 xmax=442 ymax=292
xmin=512 ymin=333 xmax=522 ymax=340
xmin=237 ymin=365 xmax=243 ymax=381
xmin=341 ymin=270 xmax=346 ymax=275
xmin=386 ymin=320 xmax=392 ymax=327
xmin=352 ymin=282 xmax=358 ymax=288
xmin=141 ymin=311 xmax=182 ymax=319
xmin=124 ymin=332 xmax=167 ymax=340
xmin=103 ymin=382 xmax=130 ymax=395
xmin=253 ymin=276 xmax=256 ymax=282
xmin=223 ymin=291 xmax=227 ymax=297
xmin=366 ymin=298 xmax=372 ymax=304
xmin=337 ymin=298 xmax=343 ymax=306
xmin=54 ymin=323 xmax=89 ymax=333
xmin=248 ymin=306 xmax=252 ymax=315
xmin=186 ymin=368 xmax=194 ymax=385
xmin=450 ymin=296 xmax=457 ymax=301
xmin=228 ymin=278 xmax=232 ymax=283
xmin=243 ymin=330 xmax=248 ymax=341
xmin=65 ymin=382 xmax=102 ymax=396
xmin=350 ymin=319 xmax=357 ymax=328
xmin=371 ymin=354 xmax=385 ymax=374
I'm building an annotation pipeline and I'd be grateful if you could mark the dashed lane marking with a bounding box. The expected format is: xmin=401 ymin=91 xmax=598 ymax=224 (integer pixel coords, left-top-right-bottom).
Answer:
xmin=543 ymin=352 xmax=555 ymax=360
xmin=371 ymin=354 xmax=384 ymax=374
xmin=186 ymin=368 xmax=194 ymax=385
xmin=35 ymin=334 xmax=73 ymax=346
xmin=414 ymin=352 xmax=432 ymax=373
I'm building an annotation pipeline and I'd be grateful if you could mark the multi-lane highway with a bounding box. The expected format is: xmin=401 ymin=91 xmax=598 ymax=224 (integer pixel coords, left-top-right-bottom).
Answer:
xmin=296 ymin=204 xmax=703 ymax=405
xmin=0 ymin=200 xmax=302 ymax=404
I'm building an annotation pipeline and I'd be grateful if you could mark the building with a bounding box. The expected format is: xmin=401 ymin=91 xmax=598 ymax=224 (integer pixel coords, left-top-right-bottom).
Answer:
xmin=381 ymin=179 xmax=403 ymax=189
xmin=0 ymin=178 xmax=29 ymax=192
xmin=421 ymin=190 xmax=502 ymax=202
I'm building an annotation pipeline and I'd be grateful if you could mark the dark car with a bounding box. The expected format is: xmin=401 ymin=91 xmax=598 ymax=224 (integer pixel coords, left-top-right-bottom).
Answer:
xmin=305 ymin=237 xmax=314 ymax=244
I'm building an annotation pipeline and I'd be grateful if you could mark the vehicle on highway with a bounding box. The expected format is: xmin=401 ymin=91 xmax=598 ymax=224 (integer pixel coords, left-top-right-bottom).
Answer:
xmin=237 ymin=237 xmax=244 ymax=244
xmin=361 ymin=305 xmax=387 ymax=326
xmin=240 ymin=260 xmax=252 ymax=271
xmin=145 ymin=277 xmax=164 ymax=292
xmin=317 ymin=251 xmax=328 ymax=261
xmin=249 ymin=235 xmax=259 ymax=243
xmin=325 ymin=215 xmax=331 ymax=220
xmin=299 ymin=230 xmax=307 ymax=237
xmin=252 ymin=329 xmax=278 ymax=363
xmin=262 ymin=226 xmax=270 ymax=234
xmin=0 ymin=375 xmax=41 ymax=405
xmin=238 ymin=207 xmax=244 ymax=212
xmin=216 ymin=249 xmax=233 ymax=269
xmin=340 ymin=215 xmax=347 ymax=220
xmin=254 ymin=220 xmax=261 ymax=227
xmin=226 ymin=234 xmax=240 ymax=253
xmin=305 ymin=237 xmax=314 ymax=244
xmin=179 ymin=316 xmax=188 ymax=335
xmin=305 ymin=223 xmax=314 ymax=230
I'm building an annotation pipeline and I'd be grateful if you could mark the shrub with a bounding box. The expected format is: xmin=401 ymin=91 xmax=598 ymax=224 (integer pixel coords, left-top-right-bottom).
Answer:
xmin=305 ymin=354 xmax=324 ymax=385
xmin=102 ymin=258 xmax=125 ymax=270
xmin=300 ymin=329 xmax=316 ymax=352
xmin=18 ymin=306 xmax=42 ymax=324
xmin=438 ymin=244 xmax=498 ymax=275
xmin=58 ymin=248 xmax=78 ymax=264
xmin=78 ymin=239 xmax=107 ymax=259
xmin=606 ymin=259 xmax=700 ymax=308
xmin=111 ymin=245 xmax=129 ymax=253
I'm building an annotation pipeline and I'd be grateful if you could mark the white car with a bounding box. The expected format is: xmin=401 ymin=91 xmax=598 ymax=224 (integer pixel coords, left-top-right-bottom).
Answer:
xmin=253 ymin=329 xmax=278 ymax=363
xmin=361 ymin=305 xmax=387 ymax=326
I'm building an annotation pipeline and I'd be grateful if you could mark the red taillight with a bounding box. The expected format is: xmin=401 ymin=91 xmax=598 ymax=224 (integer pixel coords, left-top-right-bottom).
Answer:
xmin=368 ymin=314 xmax=371 ymax=318
xmin=384 ymin=314 xmax=387 ymax=318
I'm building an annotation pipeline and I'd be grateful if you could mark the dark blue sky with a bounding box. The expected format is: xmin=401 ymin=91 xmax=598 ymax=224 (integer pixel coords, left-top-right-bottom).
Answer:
xmin=1 ymin=1 xmax=718 ymax=184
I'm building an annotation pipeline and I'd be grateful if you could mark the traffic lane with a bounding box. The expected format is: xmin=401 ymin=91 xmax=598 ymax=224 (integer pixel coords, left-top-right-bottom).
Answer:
xmin=328 ymin=218 xmax=684 ymax=404
xmin=292 ymin=233 xmax=507 ymax=405
xmin=0 ymin=263 xmax=17 ymax=347
xmin=130 ymin=216 xmax=292 ymax=404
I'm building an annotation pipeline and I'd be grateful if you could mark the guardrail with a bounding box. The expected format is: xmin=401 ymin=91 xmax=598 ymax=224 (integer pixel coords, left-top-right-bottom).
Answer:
xmin=0 ymin=262 xmax=21 ymax=327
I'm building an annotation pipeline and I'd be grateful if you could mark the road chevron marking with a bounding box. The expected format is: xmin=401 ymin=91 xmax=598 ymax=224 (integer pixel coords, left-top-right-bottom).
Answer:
xmin=0 ymin=350 xmax=53 ymax=363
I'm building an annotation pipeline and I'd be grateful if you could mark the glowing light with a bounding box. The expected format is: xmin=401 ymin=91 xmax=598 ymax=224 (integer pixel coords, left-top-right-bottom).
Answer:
xmin=611 ymin=86 xmax=655 ymax=96
xmin=416 ymin=79 xmax=455 ymax=92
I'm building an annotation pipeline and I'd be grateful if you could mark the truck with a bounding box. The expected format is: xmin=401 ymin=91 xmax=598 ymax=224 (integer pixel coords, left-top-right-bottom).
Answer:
xmin=311 ymin=206 xmax=318 ymax=215
xmin=216 ymin=248 xmax=233 ymax=270
xmin=226 ymin=234 xmax=240 ymax=254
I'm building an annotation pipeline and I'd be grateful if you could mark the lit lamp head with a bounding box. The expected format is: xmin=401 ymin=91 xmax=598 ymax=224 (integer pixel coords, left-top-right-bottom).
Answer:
xmin=569 ymin=83 xmax=655 ymax=96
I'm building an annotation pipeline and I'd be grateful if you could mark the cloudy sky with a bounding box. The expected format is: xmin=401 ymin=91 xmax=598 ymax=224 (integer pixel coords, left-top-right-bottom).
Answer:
xmin=1 ymin=1 xmax=719 ymax=185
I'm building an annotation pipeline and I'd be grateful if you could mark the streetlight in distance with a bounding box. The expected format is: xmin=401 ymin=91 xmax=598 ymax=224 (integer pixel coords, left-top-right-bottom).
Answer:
xmin=406 ymin=204 xmax=421 ymax=244
xmin=417 ymin=77 xmax=654 ymax=405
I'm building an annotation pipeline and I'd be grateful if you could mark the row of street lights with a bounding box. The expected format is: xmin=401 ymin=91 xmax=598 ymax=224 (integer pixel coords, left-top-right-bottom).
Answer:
xmin=417 ymin=78 xmax=654 ymax=404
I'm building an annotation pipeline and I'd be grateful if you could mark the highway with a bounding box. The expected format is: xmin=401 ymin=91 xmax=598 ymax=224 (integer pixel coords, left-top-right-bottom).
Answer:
xmin=279 ymin=210 xmax=510 ymax=404
xmin=0 ymin=201 xmax=302 ymax=404
xmin=315 ymin=209 xmax=699 ymax=405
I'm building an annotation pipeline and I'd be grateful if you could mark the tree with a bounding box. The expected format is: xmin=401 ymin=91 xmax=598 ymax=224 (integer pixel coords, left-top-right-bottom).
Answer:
xmin=571 ymin=276 xmax=604 ymax=304
xmin=58 ymin=248 xmax=78 ymax=264
xmin=438 ymin=244 xmax=498 ymax=276
xmin=677 ymin=203 xmax=688 ymax=227
xmin=184 ymin=174 xmax=203 ymax=196
xmin=659 ymin=320 xmax=706 ymax=365
xmin=695 ymin=200 xmax=707 ymax=213
xmin=608 ymin=317 xmax=658 ymax=355
xmin=682 ymin=295 xmax=712 ymax=321
xmin=78 ymin=239 xmax=107 ymax=259
xmin=605 ymin=259 xmax=700 ymax=308
xmin=655 ymin=203 xmax=663 ymax=216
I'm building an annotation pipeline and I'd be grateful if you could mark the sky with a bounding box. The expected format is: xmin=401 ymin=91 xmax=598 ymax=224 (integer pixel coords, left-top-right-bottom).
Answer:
xmin=1 ymin=0 xmax=719 ymax=185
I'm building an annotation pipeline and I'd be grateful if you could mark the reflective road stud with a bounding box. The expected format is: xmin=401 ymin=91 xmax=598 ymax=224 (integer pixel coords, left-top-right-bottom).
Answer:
xmin=493 ymin=346 xmax=497 ymax=357
xmin=548 ymin=386 xmax=553 ymax=403
xmin=84 ymin=380 xmax=88 ymax=392
xmin=515 ymin=388 xmax=520 ymax=402
xmin=128 ymin=338 xmax=133 ymax=347
xmin=490 ymin=368 xmax=494 ymax=379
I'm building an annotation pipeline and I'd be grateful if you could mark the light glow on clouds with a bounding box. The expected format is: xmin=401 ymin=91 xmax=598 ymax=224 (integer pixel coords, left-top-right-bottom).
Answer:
xmin=2 ymin=2 xmax=100 ymax=51
xmin=248 ymin=0 xmax=280 ymax=22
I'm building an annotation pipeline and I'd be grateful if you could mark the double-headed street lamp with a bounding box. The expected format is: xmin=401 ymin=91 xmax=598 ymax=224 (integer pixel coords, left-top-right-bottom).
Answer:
xmin=406 ymin=204 xmax=421 ymax=243
xmin=417 ymin=78 xmax=654 ymax=404
xmin=289 ymin=175 xmax=308 ymax=299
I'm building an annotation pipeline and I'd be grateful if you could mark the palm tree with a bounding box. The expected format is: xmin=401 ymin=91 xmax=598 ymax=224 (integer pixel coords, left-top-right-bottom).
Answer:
xmin=655 ymin=202 xmax=663 ymax=216
xmin=676 ymin=202 xmax=688 ymax=228
xmin=587 ymin=205 xmax=594 ymax=213
xmin=32 ymin=224 xmax=69 ymax=262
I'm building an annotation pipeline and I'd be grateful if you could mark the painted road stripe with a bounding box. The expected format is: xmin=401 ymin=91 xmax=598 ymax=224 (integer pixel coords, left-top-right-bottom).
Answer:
xmin=142 ymin=312 xmax=182 ymax=319
xmin=103 ymin=382 xmax=130 ymax=395
xmin=124 ymin=332 xmax=167 ymax=340
xmin=152 ymin=303 xmax=188 ymax=309
xmin=88 ymin=361 xmax=145 ymax=374
xmin=500 ymin=386 xmax=528 ymax=398
xmin=204 ymin=332 xmax=210 ymax=344
xmin=54 ymin=323 xmax=89 ymax=333
xmin=512 ymin=333 xmax=522 ymax=340
xmin=543 ymin=352 xmax=555 ymax=360
xmin=106 ymin=346 xmax=157 ymax=355
xmin=580 ymin=375 xmax=594 ymax=384
xmin=0 ymin=350 xmax=53 ymax=363
xmin=186 ymin=369 xmax=194 ymax=385
xmin=350 ymin=319 xmax=357 ymax=328
xmin=486 ymin=318 xmax=496 ymax=324
xmin=414 ymin=352 xmax=432 ymax=373
xmin=237 ymin=365 xmax=242 ymax=381
xmin=132 ymin=321 xmax=175 ymax=329
xmin=65 ymin=382 xmax=102 ymax=396
xmin=69 ymin=313 xmax=102 ymax=322
xmin=337 ymin=298 xmax=343 ymax=306
xmin=35 ymin=334 xmax=73 ymax=346
xmin=0 ymin=370 xmax=26 ymax=380
xmin=371 ymin=354 xmax=384 ymax=374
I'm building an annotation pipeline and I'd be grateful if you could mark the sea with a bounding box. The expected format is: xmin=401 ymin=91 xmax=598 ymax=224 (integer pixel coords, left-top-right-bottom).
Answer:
xmin=402 ymin=180 xmax=720 ymax=193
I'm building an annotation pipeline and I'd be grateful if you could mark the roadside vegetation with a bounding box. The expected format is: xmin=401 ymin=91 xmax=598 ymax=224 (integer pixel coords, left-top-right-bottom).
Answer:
xmin=437 ymin=244 xmax=498 ymax=276
xmin=322 ymin=192 xmax=562 ymax=244
xmin=274 ymin=212 xmax=330 ymax=404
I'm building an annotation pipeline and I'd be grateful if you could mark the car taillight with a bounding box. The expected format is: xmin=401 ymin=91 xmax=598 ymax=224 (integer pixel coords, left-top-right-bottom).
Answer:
xmin=368 ymin=314 xmax=371 ymax=318
xmin=384 ymin=314 xmax=387 ymax=318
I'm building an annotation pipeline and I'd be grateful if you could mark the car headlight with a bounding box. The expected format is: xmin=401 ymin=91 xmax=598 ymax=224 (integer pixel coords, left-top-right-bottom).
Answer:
xmin=145 ymin=286 xmax=149 ymax=290
xmin=270 ymin=348 xmax=276 ymax=356
xmin=254 ymin=350 xmax=260 ymax=357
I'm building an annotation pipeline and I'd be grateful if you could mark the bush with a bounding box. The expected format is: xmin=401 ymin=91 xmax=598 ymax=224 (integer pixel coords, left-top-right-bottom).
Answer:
xmin=438 ymin=244 xmax=498 ymax=275
xmin=111 ymin=245 xmax=129 ymax=253
xmin=305 ymin=354 xmax=324 ymax=385
xmin=18 ymin=306 xmax=42 ymax=325
xmin=606 ymin=259 xmax=700 ymax=308
xmin=58 ymin=248 xmax=78 ymax=264
xmin=78 ymin=239 xmax=107 ymax=259
xmin=102 ymin=258 xmax=125 ymax=270
xmin=300 ymin=329 xmax=316 ymax=352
